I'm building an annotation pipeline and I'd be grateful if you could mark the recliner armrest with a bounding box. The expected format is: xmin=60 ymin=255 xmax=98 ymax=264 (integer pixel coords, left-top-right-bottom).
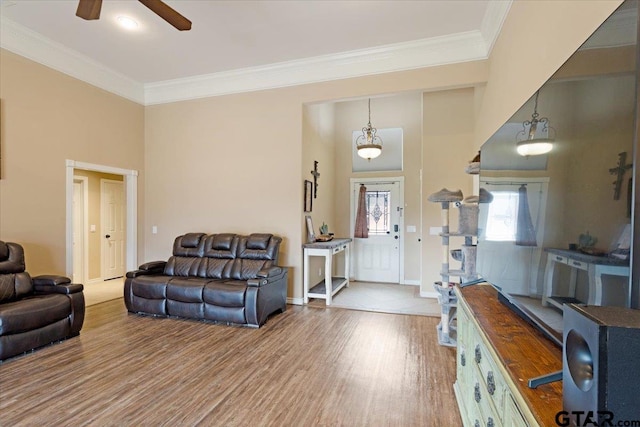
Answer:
xmin=33 ymin=275 xmax=83 ymax=294
xmin=248 ymin=267 xmax=286 ymax=287
xmin=126 ymin=261 xmax=167 ymax=278
xmin=33 ymin=275 xmax=71 ymax=286
xmin=140 ymin=261 xmax=167 ymax=271
xmin=256 ymin=266 xmax=282 ymax=278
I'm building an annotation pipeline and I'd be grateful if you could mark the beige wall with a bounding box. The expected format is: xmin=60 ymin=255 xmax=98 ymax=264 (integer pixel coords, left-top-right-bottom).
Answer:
xmin=73 ymin=170 xmax=124 ymax=280
xmin=476 ymin=0 xmax=623 ymax=148
xmin=144 ymin=62 xmax=488 ymax=301
xmin=333 ymin=93 xmax=423 ymax=283
xmin=0 ymin=0 xmax=617 ymax=294
xmin=422 ymin=88 xmax=478 ymax=288
xmin=0 ymin=49 xmax=145 ymax=276
xmin=302 ymin=102 xmax=336 ymax=289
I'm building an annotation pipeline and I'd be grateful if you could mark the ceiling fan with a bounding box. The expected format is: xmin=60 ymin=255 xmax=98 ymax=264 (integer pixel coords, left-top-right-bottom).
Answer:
xmin=76 ymin=0 xmax=192 ymax=31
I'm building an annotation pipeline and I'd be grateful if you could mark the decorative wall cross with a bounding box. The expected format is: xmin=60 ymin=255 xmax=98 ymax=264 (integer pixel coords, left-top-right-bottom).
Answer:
xmin=609 ymin=152 xmax=633 ymax=200
xmin=311 ymin=161 xmax=320 ymax=199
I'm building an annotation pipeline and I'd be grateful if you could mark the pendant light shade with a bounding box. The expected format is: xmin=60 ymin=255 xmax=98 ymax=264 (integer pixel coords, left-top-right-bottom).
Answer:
xmin=516 ymin=91 xmax=555 ymax=156
xmin=356 ymin=99 xmax=383 ymax=160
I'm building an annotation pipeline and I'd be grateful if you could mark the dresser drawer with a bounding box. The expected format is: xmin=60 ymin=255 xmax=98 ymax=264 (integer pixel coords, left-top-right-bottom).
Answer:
xmin=472 ymin=341 xmax=506 ymax=418
xmin=470 ymin=371 xmax=503 ymax=427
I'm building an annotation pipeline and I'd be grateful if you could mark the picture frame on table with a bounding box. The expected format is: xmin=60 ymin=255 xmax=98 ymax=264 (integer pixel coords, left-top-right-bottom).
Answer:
xmin=304 ymin=180 xmax=313 ymax=213
xmin=305 ymin=215 xmax=316 ymax=243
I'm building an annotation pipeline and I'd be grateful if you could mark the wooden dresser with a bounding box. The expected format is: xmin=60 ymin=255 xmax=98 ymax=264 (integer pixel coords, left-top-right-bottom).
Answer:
xmin=454 ymin=284 xmax=563 ymax=427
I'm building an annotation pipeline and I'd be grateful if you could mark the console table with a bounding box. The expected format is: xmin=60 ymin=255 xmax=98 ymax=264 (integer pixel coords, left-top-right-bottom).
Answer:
xmin=542 ymin=248 xmax=630 ymax=309
xmin=455 ymin=284 xmax=562 ymax=426
xmin=303 ymin=238 xmax=351 ymax=305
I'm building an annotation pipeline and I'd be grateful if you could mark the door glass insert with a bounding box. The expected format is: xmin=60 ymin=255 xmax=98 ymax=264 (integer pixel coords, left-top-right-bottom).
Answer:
xmin=366 ymin=190 xmax=390 ymax=234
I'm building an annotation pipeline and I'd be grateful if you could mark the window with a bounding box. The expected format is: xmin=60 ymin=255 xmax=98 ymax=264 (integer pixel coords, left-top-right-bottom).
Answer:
xmin=366 ymin=190 xmax=390 ymax=235
xmin=485 ymin=191 xmax=519 ymax=241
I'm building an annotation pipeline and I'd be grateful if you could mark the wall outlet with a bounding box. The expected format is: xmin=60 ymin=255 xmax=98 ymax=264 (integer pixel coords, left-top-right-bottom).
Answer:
xmin=152 ymin=226 xmax=158 ymax=234
xmin=429 ymin=226 xmax=442 ymax=235
xmin=318 ymin=268 xmax=322 ymax=277
xmin=406 ymin=225 xmax=417 ymax=233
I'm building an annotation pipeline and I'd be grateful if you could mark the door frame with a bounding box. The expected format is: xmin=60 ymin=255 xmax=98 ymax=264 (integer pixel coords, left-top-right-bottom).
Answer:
xmin=72 ymin=176 xmax=89 ymax=284
xmin=65 ymin=160 xmax=138 ymax=279
xmin=349 ymin=176 xmax=405 ymax=284
xmin=100 ymin=178 xmax=126 ymax=280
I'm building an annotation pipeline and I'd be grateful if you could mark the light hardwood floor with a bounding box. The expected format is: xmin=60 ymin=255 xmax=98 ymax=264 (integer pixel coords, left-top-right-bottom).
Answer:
xmin=0 ymin=299 xmax=461 ymax=426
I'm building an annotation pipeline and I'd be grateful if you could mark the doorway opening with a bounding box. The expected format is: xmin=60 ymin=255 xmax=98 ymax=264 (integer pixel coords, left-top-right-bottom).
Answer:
xmin=65 ymin=160 xmax=138 ymax=306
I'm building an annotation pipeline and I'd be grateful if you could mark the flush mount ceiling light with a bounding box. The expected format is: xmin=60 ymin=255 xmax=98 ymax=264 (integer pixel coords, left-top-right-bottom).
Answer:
xmin=356 ymin=99 xmax=383 ymax=161
xmin=117 ymin=15 xmax=138 ymax=30
xmin=516 ymin=90 xmax=555 ymax=156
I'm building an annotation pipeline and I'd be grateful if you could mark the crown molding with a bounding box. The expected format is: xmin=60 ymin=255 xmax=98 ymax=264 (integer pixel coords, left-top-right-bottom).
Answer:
xmin=144 ymin=31 xmax=489 ymax=105
xmin=480 ymin=0 xmax=513 ymax=55
xmin=0 ymin=16 xmax=145 ymax=104
xmin=1 ymin=1 xmax=512 ymax=106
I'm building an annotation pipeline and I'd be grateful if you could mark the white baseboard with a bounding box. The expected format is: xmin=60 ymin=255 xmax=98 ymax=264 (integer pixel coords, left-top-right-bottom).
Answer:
xmin=87 ymin=277 xmax=103 ymax=285
xmin=403 ymin=280 xmax=420 ymax=286
xmin=287 ymin=297 xmax=304 ymax=306
xmin=420 ymin=291 xmax=438 ymax=299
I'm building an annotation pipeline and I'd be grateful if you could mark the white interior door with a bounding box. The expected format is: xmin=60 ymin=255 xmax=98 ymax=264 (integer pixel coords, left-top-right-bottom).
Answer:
xmin=351 ymin=180 xmax=402 ymax=283
xmin=101 ymin=179 xmax=125 ymax=280
xmin=477 ymin=179 xmax=548 ymax=296
xmin=72 ymin=179 xmax=86 ymax=283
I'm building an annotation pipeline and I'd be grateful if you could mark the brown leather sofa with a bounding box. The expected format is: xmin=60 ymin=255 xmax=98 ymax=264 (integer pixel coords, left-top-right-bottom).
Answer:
xmin=124 ymin=233 xmax=287 ymax=327
xmin=0 ymin=241 xmax=85 ymax=361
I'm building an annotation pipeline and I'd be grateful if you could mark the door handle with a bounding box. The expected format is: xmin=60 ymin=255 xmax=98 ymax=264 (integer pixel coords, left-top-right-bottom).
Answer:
xmin=105 ymin=234 xmax=111 ymax=239
xmin=394 ymin=235 xmax=399 ymax=240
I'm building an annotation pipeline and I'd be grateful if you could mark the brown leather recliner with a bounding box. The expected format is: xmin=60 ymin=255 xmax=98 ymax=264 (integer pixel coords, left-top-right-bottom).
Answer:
xmin=0 ymin=241 xmax=85 ymax=361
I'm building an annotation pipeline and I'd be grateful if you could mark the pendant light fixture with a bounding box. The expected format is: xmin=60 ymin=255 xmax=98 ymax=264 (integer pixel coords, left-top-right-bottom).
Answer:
xmin=516 ymin=91 xmax=555 ymax=156
xmin=356 ymin=98 xmax=383 ymax=160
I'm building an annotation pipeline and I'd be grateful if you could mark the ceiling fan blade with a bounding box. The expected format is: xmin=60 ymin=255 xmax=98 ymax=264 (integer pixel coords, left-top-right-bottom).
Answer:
xmin=76 ymin=0 xmax=102 ymax=20
xmin=137 ymin=0 xmax=192 ymax=31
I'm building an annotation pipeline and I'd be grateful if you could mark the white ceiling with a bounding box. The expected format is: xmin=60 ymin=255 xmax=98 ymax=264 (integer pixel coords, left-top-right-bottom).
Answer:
xmin=0 ymin=0 xmax=512 ymax=104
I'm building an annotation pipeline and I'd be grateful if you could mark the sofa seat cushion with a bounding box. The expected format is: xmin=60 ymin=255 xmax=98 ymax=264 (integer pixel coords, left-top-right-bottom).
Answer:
xmin=203 ymin=281 xmax=246 ymax=307
xmin=130 ymin=276 xmax=170 ymax=299
xmin=166 ymin=278 xmax=206 ymax=303
xmin=0 ymin=294 xmax=70 ymax=335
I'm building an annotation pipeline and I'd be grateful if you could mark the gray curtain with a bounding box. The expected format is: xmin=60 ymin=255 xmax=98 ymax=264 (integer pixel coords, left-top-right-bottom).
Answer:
xmin=516 ymin=184 xmax=537 ymax=246
xmin=354 ymin=185 xmax=368 ymax=238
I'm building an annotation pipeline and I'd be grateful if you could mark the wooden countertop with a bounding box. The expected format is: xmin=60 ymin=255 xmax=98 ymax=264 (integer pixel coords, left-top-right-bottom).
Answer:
xmin=457 ymin=284 xmax=563 ymax=426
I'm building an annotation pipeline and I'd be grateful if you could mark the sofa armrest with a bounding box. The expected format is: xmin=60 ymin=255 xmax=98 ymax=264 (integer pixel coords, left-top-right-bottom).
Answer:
xmin=33 ymin=275 xmax=83 ymax=294
xmin=256 ymin=266 xmax=282 ymax=278
xmin=126 ymin=261 xmax=166 ymax=278
xmin=248 ymin=267 xmax=286 ymax=287
xmin=33 ymin=275 xmax=71 ymax=286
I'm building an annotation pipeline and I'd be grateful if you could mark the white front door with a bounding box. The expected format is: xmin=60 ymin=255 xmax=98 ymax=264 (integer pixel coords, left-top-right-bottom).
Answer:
xmin=351 ymin=180 xmax=402 ymax=283
xmin=101 ymin=179 xmax=125 ymax=280
xmin=477 ymin=179 xmax=548 ymax=296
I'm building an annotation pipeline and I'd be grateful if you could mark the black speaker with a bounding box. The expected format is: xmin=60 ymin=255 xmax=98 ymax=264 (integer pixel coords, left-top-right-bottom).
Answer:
xmin=563 ymin=304 xmax=640 ymax=425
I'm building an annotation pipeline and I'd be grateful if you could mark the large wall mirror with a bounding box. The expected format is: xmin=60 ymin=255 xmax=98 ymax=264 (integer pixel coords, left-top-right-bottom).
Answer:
xmin=476 ymin=0 xmax=639 ymax=335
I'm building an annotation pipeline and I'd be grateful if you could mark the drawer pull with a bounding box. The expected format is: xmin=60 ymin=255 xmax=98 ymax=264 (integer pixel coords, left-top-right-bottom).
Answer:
xmin=572 ymin=261 xmax=582 ymax=267
xmin=487 ymin=371 xmax=496 ymax=395
xmin=461 ymin=352 xmax=466 ymax=366
xmin=487 ymin=417 xmax=495 ymax=427
xmin=474 ymin=383 xmax=481 ymax=402
xmin=555 ymin=256 xmax=563 ymax=261
xmin=475 ymin=345 xmax=482 ymax=364
xmin=474 ymin=420 xmax=480 ymax=427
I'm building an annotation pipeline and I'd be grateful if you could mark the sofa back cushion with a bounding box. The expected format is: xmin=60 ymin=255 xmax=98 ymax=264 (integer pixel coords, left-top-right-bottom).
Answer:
xmin=198 ymin=234 xmax=238 ymax=279
xmin=0 ymin=241 xmax=33 ymax=301
xmin=164 ymin=233 xmax=206 ymax=276
xmin=160 ymin=233 xmax=282 ymax=280
xmin=229 ymin=234 xmax=281 ymax=280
